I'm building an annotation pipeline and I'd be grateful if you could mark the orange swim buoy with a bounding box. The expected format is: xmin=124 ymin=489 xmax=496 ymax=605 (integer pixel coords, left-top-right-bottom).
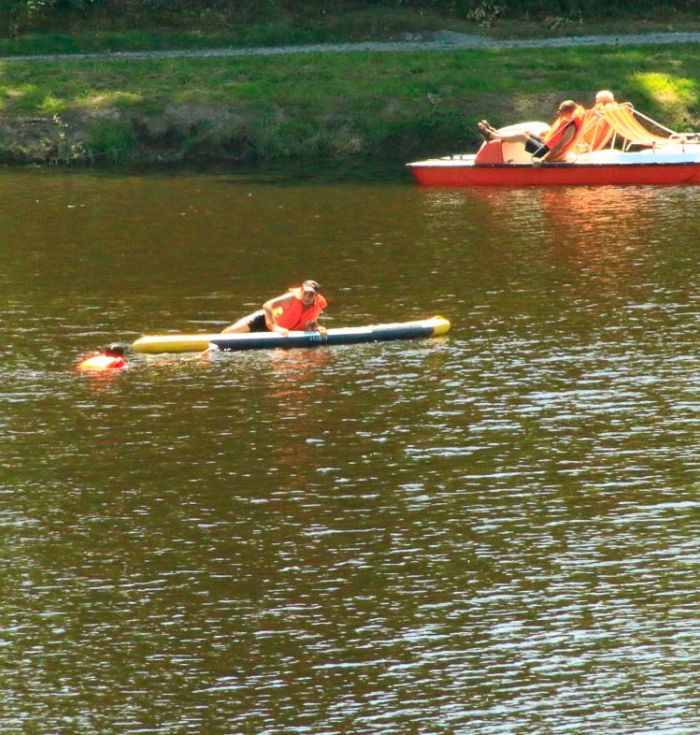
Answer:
xmin=77 ymin=344 xmax=127 ymax=373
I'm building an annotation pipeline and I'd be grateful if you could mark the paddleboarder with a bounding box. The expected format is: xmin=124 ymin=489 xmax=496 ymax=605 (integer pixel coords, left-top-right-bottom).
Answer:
xmin=222 ymin=280 xmax=328 ymax=336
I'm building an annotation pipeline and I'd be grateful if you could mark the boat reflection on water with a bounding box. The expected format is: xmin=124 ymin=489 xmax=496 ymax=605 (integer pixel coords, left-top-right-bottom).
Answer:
xmin=537 ymin=187 xmax=661 ymax=293
xmin=415 ymin=184 xmax=677 ymax=300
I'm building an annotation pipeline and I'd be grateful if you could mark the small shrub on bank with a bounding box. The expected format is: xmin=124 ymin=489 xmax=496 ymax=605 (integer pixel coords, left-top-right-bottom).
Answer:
xmin=87 ymin=118 xmax=138 ymax=162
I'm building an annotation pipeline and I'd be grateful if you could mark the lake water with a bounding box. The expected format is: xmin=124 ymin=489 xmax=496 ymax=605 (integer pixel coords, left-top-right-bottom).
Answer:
xmin=2 ymin=168 xmax=699 ymax=734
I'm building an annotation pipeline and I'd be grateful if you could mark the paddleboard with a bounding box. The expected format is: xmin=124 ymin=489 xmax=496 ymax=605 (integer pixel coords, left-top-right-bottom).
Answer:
xmin=132 ymin=317 xmax=450 ymax=354
xmin=132 ymin=333 xmax=219 ymax=354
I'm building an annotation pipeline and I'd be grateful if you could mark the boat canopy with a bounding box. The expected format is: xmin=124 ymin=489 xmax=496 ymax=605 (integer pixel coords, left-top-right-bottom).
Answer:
xmin=577 ymin=103 xmax=700 ymax=153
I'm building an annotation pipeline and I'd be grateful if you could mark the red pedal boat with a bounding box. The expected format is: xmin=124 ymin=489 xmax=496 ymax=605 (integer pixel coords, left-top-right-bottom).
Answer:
xmin=407 ymin=103 xmax=700 ymax=187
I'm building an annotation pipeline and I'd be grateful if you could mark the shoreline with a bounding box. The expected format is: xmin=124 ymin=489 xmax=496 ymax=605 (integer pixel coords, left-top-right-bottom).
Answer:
xmin=0 ymin=31 xmax=698 ymax=168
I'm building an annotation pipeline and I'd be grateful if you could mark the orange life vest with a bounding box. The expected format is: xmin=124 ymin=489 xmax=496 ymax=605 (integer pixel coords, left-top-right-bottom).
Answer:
xmin=542 ymin=106 xmax=585 ymax=157
xmin=273 ymin=287 xmax=328 ymax=330
xmin=579 ymin=102 xmax=616 ymax=152
xmin=77 ymin=353 xmax=127 ymax=372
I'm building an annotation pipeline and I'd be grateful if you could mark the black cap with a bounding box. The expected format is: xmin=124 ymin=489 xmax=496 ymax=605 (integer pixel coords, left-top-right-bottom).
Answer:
xmin=105 ymin=343 xmax=125 ymax=357
xmin=302 ymin=279 xmax=321 ymax=293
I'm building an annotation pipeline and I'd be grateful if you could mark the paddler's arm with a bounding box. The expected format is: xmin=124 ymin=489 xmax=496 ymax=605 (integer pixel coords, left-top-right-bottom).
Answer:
xmin=262 ymin=293 xmax=292 ymax=335
xmin=305 ymin=320 xmax=327 ymax=336
xmin=535 ymin=123 xmax=577 ymax=164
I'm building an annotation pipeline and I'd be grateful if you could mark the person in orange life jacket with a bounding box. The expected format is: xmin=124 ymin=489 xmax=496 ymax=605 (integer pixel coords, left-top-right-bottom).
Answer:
xmin=77 ymin=343 xmax=127 ymax=372
xmin=578 ymin=90 xmax=617 ymax=151
xmin=478 ymin=99 xmax=584 ymax=164
xmin=222 ymin=280 xmax=328 ymax=336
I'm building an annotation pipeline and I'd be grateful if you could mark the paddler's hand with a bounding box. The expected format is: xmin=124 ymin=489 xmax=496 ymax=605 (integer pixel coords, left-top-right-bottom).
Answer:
xmin=317 ymin=326 xmax=328 ymax=336
xmin=273 ymin=325 xmax=289 ymax=336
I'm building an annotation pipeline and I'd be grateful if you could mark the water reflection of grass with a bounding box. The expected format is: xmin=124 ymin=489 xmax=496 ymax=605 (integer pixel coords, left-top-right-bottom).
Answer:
xmin=0 ymin=41 xmax=697 ymax=165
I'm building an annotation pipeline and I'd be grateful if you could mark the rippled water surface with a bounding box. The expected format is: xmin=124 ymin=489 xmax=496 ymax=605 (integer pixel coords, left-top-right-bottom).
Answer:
xmin=2 ymin=170 xmax=699 ymax=734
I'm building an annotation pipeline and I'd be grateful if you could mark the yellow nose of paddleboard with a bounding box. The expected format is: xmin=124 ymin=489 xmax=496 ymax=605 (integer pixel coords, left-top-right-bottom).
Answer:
xmin=431 ymin=316 xmax=451 ymax=336
xmin=132 ymin=334 xmax=217 ymax=354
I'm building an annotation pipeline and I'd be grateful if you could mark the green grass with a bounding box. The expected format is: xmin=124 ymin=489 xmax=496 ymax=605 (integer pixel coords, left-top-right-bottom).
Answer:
xmin=0 ymin=39 xmax=699 ymax=165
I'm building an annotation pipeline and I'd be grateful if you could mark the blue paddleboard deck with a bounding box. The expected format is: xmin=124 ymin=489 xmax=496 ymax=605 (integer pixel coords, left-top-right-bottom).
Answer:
xmin=210 ymin=317 xmax=450 ymax=352
xmin=132 ymin=317 xmax=450 ymax=354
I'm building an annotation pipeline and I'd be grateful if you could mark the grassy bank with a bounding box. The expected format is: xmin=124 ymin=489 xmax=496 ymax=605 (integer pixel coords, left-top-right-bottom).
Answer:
xmin=0 ymin=37 xmax=699 ymax=167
